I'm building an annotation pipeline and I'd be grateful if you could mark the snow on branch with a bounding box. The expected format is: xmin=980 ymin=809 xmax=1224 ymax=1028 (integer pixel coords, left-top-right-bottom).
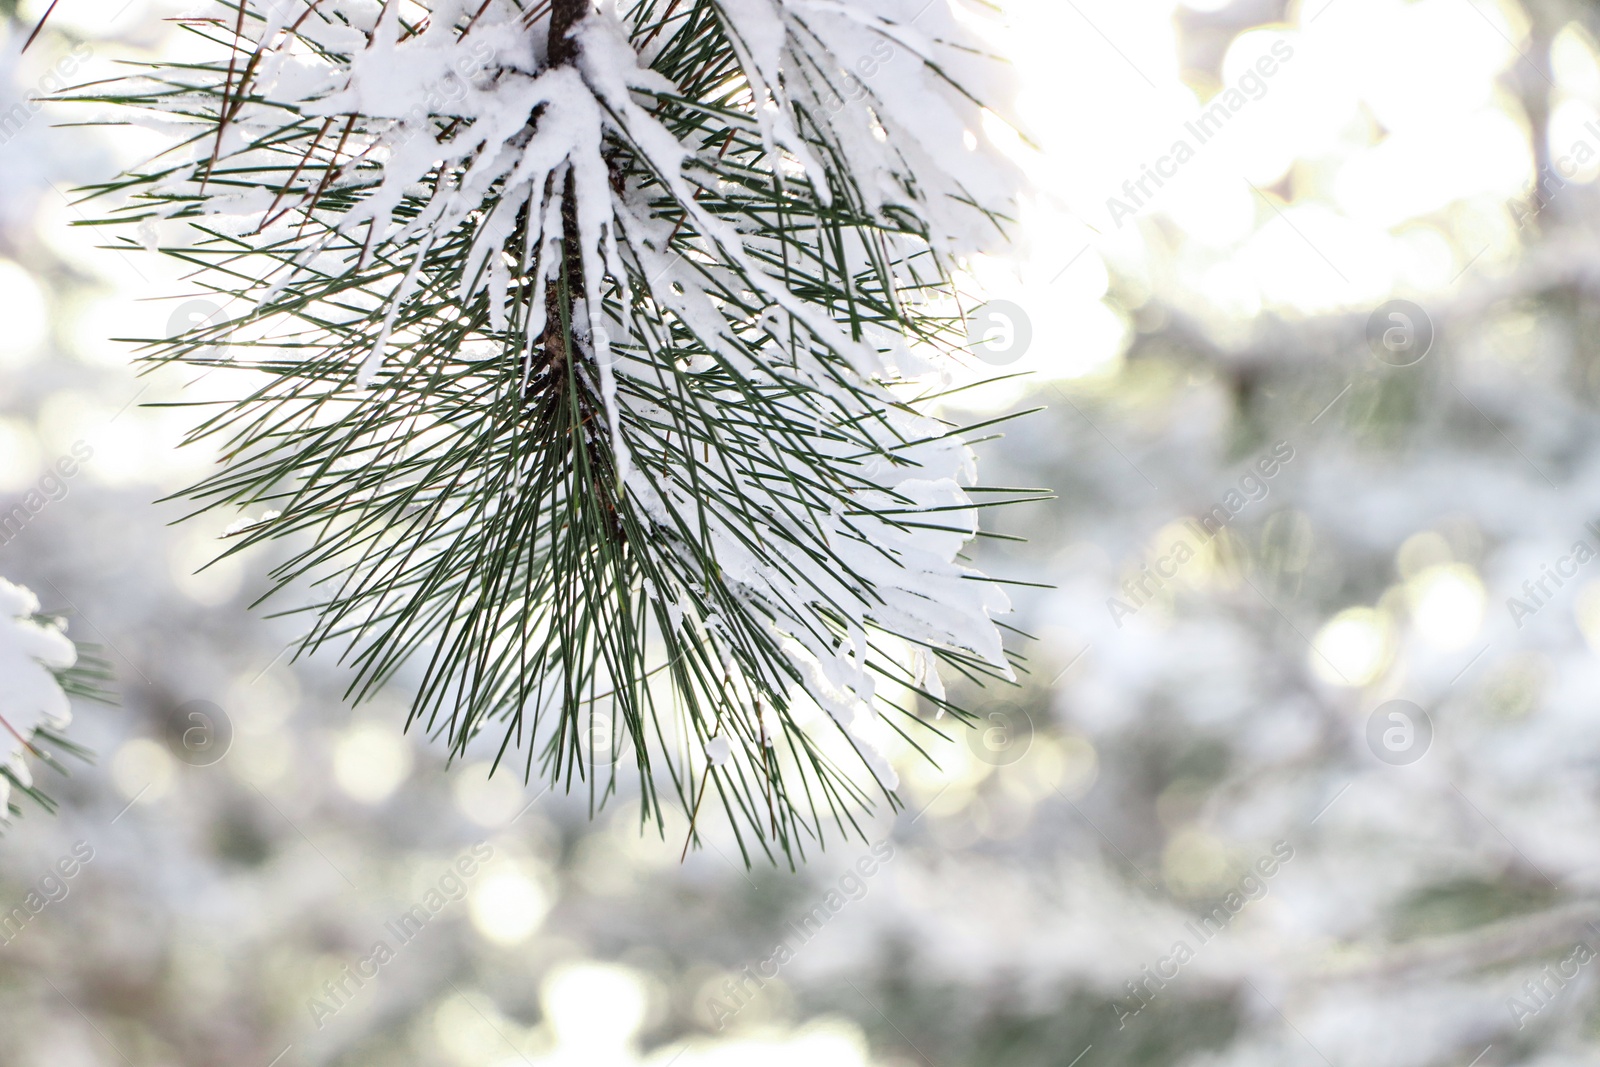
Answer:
xmin=78 ymin=0 xmax=1033 ymax=860
xmin=0 ymin=578 xmax=81 ymax=817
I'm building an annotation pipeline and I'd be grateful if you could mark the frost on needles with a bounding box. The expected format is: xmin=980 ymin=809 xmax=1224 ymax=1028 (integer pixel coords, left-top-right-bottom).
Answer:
xmin=79 ymin=0 xmax=1034 ymax=861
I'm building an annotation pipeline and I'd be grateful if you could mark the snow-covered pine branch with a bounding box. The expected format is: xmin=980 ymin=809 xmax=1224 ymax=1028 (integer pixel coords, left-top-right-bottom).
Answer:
xmin=76 ymin=0 xmax=1033 ymax=861
xmin=0 ymin=577 xmax=91 ymax=820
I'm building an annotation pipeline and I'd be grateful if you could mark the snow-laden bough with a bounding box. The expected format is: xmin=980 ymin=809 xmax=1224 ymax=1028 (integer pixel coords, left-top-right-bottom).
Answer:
xmin=0 ymin=579 xmax=80 ymax=817
xmin=77 ymin=0 xmax=1034 ymax=860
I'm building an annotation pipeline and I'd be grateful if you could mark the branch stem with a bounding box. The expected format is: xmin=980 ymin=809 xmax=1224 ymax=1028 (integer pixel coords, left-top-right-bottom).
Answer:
xmin=549 ymin=0 xmax=586 ymax=66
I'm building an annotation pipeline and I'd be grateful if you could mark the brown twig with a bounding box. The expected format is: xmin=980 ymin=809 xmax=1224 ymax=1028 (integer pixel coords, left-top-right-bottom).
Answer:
xmin=295 ymin=113 xmax=357 ymax=239
xmin=201 ymin=0 xmax=252 ymax=192
xmin=0 ymin=711 xmax=43 ymax=761
xmin=547 ymin=0 xmax=585 ymax=66
xmin=638 ymin=0 xmax=684 ymax=52
xmin=258 ymin=115 xmax=334 ymax=233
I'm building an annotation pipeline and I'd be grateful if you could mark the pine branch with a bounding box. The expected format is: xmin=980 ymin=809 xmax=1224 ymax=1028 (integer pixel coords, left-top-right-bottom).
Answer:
xmin=0 ymin=581 xmax=105 ymax=823
xmin=70 ymin=0 xmax=1039 ymax=863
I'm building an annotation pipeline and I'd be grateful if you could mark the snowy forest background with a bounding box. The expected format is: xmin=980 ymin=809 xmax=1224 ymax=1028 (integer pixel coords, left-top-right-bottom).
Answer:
xmin=5 ymin=0 xmax=1600 ymax=1064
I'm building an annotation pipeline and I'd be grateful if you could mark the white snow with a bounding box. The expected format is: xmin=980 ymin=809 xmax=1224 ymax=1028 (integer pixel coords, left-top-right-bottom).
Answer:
xmin=0 ymin=577 xmax=77 ymax=812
